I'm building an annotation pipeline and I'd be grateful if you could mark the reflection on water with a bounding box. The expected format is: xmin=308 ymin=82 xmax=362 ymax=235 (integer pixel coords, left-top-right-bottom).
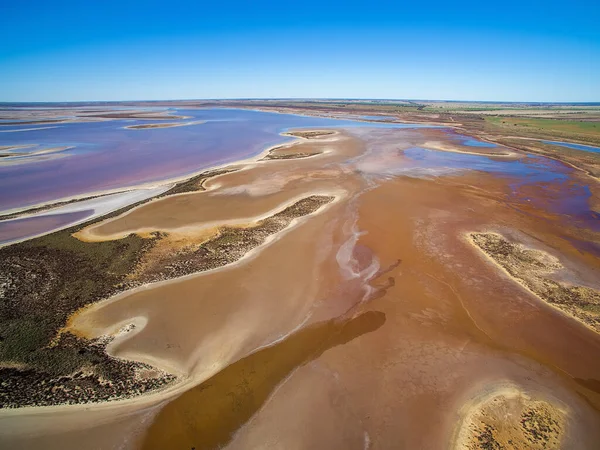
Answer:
xmin=363 ymin=145 xmax=568 ymax=185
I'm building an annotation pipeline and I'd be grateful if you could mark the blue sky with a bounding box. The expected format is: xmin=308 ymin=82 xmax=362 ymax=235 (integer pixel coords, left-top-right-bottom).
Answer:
xmin=1 ymin=0 xmax=598 ymax=102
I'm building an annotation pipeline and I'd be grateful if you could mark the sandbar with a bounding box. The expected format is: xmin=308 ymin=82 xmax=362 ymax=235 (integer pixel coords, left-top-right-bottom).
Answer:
xmin=124 ymin=120 xmax=205 ymax=130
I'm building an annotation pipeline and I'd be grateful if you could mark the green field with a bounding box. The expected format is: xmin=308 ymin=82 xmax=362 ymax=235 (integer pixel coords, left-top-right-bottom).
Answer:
xmin=485 ymin=117 xmax=600 ymax=143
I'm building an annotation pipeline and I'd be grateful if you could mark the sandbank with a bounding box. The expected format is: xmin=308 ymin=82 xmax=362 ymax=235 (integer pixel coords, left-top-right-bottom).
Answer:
xmin=123 ymin=120 xmax=205 ymax=130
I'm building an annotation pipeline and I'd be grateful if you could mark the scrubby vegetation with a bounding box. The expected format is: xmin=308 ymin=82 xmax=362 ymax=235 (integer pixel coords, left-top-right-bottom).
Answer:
xmin=0 ymin=162 xmax=333 ymax=407
xmin=469 ymin=232 xmax=600 ymax=333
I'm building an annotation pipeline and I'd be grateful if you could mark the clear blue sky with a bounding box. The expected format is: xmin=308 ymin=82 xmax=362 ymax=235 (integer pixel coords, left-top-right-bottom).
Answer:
xmin=1 ymin=0 xmax=598 ymax=102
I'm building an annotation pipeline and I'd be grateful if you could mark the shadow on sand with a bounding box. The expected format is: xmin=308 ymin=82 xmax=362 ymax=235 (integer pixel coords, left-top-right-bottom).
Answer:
xmin=141 ymin=310 xmax=386 ymax=450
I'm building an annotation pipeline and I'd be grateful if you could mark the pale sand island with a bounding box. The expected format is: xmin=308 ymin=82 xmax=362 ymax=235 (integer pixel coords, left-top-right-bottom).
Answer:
xmin=1 ymin=123 xmax=600 ymax=450
xmin=421 ymin=140 xmax=518 ymax=157
xmin=124 ymin=120 xmax=205 ymax=130
xmin=0 ymin=144 xmax=74 ymax=163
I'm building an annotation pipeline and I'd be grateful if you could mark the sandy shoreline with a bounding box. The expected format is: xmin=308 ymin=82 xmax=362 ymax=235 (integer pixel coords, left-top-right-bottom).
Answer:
xmin=0 ymin=129 xmax=341 ymax=219
xmin=74 ymin=131 xmax=344 ymax=242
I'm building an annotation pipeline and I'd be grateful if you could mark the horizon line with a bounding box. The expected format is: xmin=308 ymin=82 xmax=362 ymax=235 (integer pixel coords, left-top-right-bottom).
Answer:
xmin=1 ymin=97 xmax=600 ymax=106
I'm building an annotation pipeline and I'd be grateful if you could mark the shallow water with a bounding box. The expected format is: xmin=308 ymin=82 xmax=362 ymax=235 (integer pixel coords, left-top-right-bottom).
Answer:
xmin=0 ymin=108 xmax=422 ymax=212
xmin=0 ymin=186 xmax=169 ymax=246
xmin=351 ymin=125 xmax=597 ymax=231
xmin=403 ymin=147 xmax=565 ymax=182
xmin=403 ymin=147 xmax=599 ymax=229
xmin=541 ymin=140 xmax=600 ymax=154
xmin=460 ymin=137 xmax=497 ymax=148
xmin=360 ymin=115 xmax=397 ymax=121
xmin=445 ymin=129 xmax=498 ymax=148
xmin=0 ymin=210 xmax=91 ymax=243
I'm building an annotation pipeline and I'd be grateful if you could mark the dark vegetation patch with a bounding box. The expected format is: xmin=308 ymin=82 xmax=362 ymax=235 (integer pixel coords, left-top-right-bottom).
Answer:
xmin=0 ymin=168 xmax=236 ymax=407
xmin=135 ymin=195 xmax=335 ymax=284
xmin=285 ymin=130 xmax=335 ymax=139
xmin=0 ymin=333 xmax=175 ymax=408
xmin=0 ymin=224 xmax=164 ymax=407
xmin=125 ymin=123 xmax=180 ymax=129
xmin=0 ymin=169 xmax=235 ymax=222
xmin=465 ymin=397 xmax=564 ymax=450
xmin=125 ymin=122 xmax=193 ymax=129
xmin=260 ymin=146 xmax=320 ymax=160
xmin=158 ymin=168 xmax=237 ymax=198
xmin=0 ymin=119 xmax=67 ymax=126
